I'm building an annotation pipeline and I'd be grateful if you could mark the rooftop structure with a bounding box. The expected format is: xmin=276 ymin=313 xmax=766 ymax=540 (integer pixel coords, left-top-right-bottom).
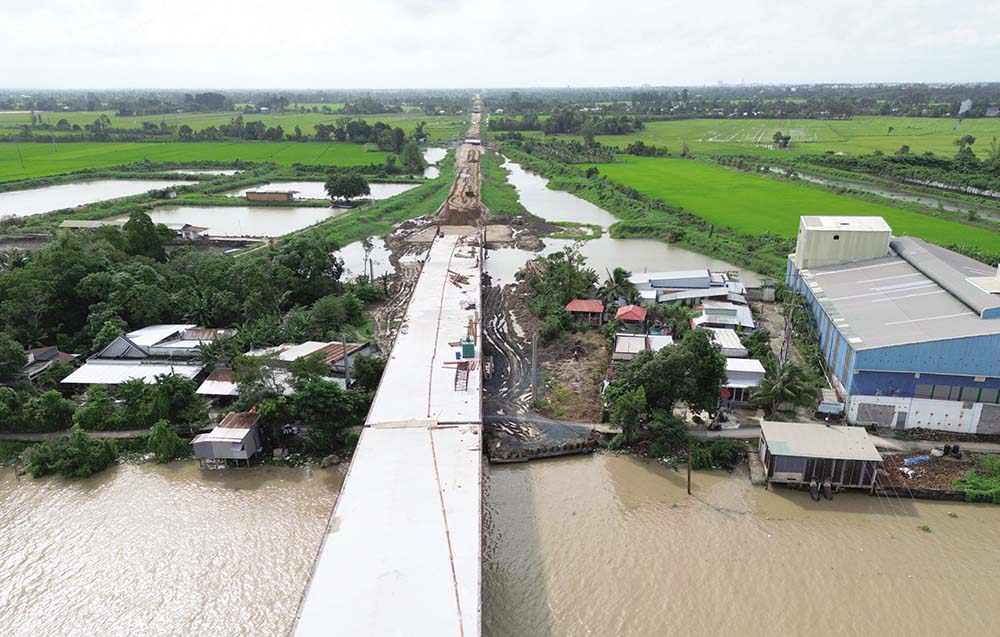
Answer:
xmin=630 ymin=269 xmax=748 ymax=306
xmin=793 ymin=216 xmax=892 ymax=270
xmin=706 ymin=328 xmax=747 ymax=358
xmin=19 ymin=346 xmax=78 ymax=383
xmin=61 ymin=360 xmax=203 ymax=385
xmin=692 ymin=301 xmax=755 ymax=330
xmin=612 ymin=333 xmax=674 ymax=362
xmin=616 ymin=304 xmax=647 ymax=322
xmin=565 ymin=299 xmax=604 ymax=313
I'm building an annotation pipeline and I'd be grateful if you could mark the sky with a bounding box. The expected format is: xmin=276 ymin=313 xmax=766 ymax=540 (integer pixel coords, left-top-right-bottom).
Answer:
xmin=3 ymin=0 xmax=999 ymax=88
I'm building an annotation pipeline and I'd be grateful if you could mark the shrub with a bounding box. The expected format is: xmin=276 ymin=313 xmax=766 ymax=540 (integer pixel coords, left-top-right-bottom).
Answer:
xmin=147 ymin=420 xmax=189 ymax=463
xmin=26 ymin=426 xmax=116 ymax=478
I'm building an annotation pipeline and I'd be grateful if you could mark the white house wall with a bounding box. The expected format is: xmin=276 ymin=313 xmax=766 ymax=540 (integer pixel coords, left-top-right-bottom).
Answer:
xmin=848 ymin=394 xmax=981 ymax=434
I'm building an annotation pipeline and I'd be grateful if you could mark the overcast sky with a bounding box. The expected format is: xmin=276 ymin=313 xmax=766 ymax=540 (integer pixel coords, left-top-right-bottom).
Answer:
xmin=3 ymin=0 xmax=999 ymax=89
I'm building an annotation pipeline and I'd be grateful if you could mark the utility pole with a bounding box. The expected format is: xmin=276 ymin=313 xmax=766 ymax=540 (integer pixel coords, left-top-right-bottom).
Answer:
xmin=687 ymin=439 xmax=692 ymax=495
xmin=342 ymin=334 xmax=351 ymax=387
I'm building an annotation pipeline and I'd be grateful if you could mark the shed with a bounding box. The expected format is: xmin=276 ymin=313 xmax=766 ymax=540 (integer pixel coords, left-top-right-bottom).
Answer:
xmin=707 ymin=328 xmax=747 ymax=358
xmin=246 ymin=190 xmax=297 ymax=202
xmin=723 ymin=358 xmax=766 ymax=404
xmin=191 ymin=412 xmax=262 ymax=467
xmin=615 ymin=304 xmax=647 ymax=323
xmin=565 ymin=299 xmax=604 ymax=326
xmin=759 ymin=421 xmax=882 ymax=490
xmin=612 ymin=333 xmax=674 ymax=362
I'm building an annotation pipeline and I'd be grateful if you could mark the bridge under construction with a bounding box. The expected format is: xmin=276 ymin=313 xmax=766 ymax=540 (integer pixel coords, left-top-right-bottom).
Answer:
xmin=293 ymin=99 xmax=485 ymax=637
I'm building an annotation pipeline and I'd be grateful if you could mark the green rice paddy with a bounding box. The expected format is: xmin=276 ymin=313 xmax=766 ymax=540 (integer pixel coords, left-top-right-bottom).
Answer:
xmin=0 ymin=142 xmax=392 ymax=182
xmin=592 ymin=156 xmax=1000 ymax=252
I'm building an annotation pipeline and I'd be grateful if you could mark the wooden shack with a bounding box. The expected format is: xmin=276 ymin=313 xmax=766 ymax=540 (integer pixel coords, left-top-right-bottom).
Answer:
xmin=759 ymin=421 xmax=882 ymax=491
xmin=191 ymin=412 xmax=262 ymax=467
xmin=565 ymin=299 xmax=604 ymax=327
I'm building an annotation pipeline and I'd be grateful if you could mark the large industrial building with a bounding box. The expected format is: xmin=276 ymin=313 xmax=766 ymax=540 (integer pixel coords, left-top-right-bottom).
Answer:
xmin=787 ymin=216 xmax=1000 ymax=435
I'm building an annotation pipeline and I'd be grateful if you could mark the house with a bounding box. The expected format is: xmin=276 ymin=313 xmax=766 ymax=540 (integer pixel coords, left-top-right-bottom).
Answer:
xmin=18 ymin=346 xmax=79 ymax=383
xmin=692 ymin=301 xmax=755 ymax=331
xmin=61 ymin=324 xmax=234 ymax=386
xmin=758 ymin=420 xmax=882 ymax=491
xmin=196 ymin=340 xmax=369 ymax=398
xmin=246 ymin=190 xmax=297 ymax=202
xmin=723 ymin=357 xmax=766 ymax=404
xmin=615 ymin=304 xmax=647 ymax=332
xmin=629 ymin=269 xmax=748 ymax=307
xmin=787 ymin=216 xmax=1000 ymax=435
xmin=706 ymin=327 xmax=747 ymax=358
xmin=612 ymin=333 xmax=674 ymax=362
xmin=165 ymin=223 xmax=208 ymax=240
xmin=565 ymin=300 xmax=604 ymax=327
xmin=191 ymin=412 xmax=262 ymax=467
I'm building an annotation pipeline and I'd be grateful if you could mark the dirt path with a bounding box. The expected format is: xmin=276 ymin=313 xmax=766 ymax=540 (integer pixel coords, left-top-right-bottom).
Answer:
xmin=482 ymin=283 xmax=534 ymax=416
xmin=0 ymin=429 xmax=149 ymax=442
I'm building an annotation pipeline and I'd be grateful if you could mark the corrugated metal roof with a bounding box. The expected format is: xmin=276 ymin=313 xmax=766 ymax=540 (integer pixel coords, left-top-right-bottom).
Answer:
xmin=565 ymin=299 xmax=603 ymax=313
xmin=62 ymin=361 xmax=202 ymax=384
xmin=761 ymin=421 xmax=882 ymax=462
xmin=707 ymin=328 xmax=746 ymax=353
xmin=616 ymin=305 xmax=647 ymax=321
xmin=218 ymin=412 xmax=259 ymax=429
xmin=614 ymin=334 xmax=647 ymax=355
xmin=126 ymin=324 xmax=196 ymax=347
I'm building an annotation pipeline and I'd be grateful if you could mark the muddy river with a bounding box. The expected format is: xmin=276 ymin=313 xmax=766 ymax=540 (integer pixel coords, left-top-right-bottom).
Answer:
xmin=223 ymin=181 xmax=418 ymax=200
xmin=107 ymin=205 xmax=344 ymax=238
xmin=0 ymin=463 xmax=342 ymax=637
xmin=0 ymin=179 xmax=194 ymax=218
xmin=4 ymin=455 xmax=998 ymax=636
xmin=484 ymin=454 xmax=1000 ymax=636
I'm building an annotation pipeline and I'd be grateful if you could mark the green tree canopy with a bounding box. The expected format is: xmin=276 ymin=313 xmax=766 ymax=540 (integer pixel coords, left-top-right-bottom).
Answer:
xmin=325 ymin=173 xmax=371 ymax=201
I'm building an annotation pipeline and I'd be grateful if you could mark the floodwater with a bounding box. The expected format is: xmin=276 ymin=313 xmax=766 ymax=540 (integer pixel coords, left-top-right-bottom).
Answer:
xmin=108 ymin=205 xmax=343 ymax=237
xmin=422 ymin=146 xmax=448 ymax=179
xmin=493 ymin=159 xmax=761 ymax=285
xmin=0 ymin=463 xmax=342 ymax=637
xmin=223 ymin=181 xmax=418 ymax=201
xmin=483 ymin=453 xmax=1000 ymax=636
xmin=0 ymin=179 xmax=194 ymax=218
xmin=336 ymin=236 xmax=394 ymax=280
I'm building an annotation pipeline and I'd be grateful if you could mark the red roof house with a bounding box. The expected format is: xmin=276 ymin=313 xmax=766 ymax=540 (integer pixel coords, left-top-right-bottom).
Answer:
xmin=615 ymin=304 xmax=647 ymax=323
xmin=565 ymin=299 xmax=604 ymax=326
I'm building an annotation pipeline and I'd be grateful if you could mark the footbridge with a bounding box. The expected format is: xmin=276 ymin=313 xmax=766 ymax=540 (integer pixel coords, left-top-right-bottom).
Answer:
xmin=293 ymin=231 xmax=484 ymax=636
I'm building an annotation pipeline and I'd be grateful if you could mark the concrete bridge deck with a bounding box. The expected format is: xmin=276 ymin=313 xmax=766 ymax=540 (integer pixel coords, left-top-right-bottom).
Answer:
xmin=293 ymin=232 xmax=484 ymax=637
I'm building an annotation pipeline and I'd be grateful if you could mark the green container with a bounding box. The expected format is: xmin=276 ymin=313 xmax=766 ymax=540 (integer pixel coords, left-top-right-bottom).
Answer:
xmin=461 ymin=339 xmax=476 ymax=359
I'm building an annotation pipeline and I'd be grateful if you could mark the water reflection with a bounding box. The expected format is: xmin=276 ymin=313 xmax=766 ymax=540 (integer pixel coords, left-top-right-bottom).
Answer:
xmin=422 ymin=147 xmax=447 ymax=179
xmin=223 ymin=181 xmax=417 ymax=201
xmin=0 ymin=179 xmax=195 ymax=218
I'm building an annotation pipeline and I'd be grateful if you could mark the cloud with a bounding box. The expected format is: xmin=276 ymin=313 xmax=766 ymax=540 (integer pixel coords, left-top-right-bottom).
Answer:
xmin=0 ymin=0 xmax=997 ymax=87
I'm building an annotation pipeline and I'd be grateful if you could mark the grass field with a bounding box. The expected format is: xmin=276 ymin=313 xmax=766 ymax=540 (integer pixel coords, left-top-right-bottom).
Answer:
xmin=0 ymin=110 xmax=466 ymax=142
xmin=0 ymin=142 xmax=391 ymax=182
xmin=592 ymin=156 xmax=1000 ymax=252
xmin=573 ymin=116 xmax=1000 ymax=158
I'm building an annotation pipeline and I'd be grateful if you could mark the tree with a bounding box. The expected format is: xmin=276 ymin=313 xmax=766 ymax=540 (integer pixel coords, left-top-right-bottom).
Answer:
xmin=92 ymin=319 xmax=128 ymax=353
xmin=677 ymin=329 xmax=727 ymax=416
xmin=610 ymin=385 xmax=645 ymax=445
xmin=0 ymin=332 xmax=25 ymax=382
xmin=646 ymin=304 xmax=694 ymax=339
xmin=122 ymin=211 xmax=171 ymax=260
xmin=772 ymin=131 xmax=791 ymax=149
xmin=752 ymin=363 xmax=817 ymax=416
xmin=399 ymin=142 xmax=426 ymax=173
xmin=351 ymin=355 xmax=385 ymax=393
xmin=597 ymin=267 xmax=638 ymax=306
xmin=75 ymin=385 xmax=116 ymax=430
xmin=25 ymin=390 xmax=76 ymax=432
xmin=148 ymin=420 xmax=189 ymax=463
xmin=325 ymin=173 xmax=371 ymax=202
xmin=178 ymin=124 xmax=194 ymax=141
xmin=896 ymin=144 xmax=910 ymax=155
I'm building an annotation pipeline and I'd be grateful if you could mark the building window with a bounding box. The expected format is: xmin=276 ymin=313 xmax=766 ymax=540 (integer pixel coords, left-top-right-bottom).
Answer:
xmin=915 ymin=384 xmax=933 ymax=399
xmin=960 ymin=386 xmax=980 ymax=402
xmin=981 ymin=388 xmax=999 ymax=404
xmin=833 ymin=235 xmax=840 ymax=240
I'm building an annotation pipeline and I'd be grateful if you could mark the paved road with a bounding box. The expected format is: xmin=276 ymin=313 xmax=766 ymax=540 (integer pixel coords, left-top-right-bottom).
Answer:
xmin=0 ymin=429 xmax=148 ymax=442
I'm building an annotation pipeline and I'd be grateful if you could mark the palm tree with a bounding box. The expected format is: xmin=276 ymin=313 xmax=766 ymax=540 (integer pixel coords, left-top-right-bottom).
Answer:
xmin=752 ymin=363 xmax=816 ymax=417
xmin=598 ymin=267 xmax=638 ymax=306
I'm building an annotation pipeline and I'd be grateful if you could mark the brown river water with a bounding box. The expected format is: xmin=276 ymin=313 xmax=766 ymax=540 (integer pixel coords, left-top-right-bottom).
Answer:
xmin=3 ymin=454 xmax=999 ymax=636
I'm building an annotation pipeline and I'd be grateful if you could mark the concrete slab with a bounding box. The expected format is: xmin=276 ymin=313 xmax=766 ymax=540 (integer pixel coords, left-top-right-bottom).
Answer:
xmin=367 ymin=233 xmax=483 ymax=425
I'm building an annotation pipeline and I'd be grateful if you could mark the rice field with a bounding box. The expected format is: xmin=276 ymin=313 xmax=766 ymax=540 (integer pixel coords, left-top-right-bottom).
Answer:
xmin=0 ymin=142 xmax=390 ymax=182
xmin=0 ymin=111 xmax=466 ymax=142
xmin=583 ymin=116 xmax=1000 ymax=157
xmin=592 ymin=156 xmax=1000 ymax=252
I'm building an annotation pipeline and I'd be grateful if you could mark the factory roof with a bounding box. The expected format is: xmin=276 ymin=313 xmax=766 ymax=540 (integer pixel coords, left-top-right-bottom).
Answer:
xmin=799 ymin=237 xmax=1000 ymax=349
xmin=761 ymin=421 xmax=883 ymax=462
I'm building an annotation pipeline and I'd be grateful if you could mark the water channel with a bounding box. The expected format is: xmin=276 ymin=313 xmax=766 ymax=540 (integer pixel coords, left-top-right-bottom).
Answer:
xmin=0 ymin=179 xmax=194 ymax=218
xmin=222 ymin=181 xmax=418 ymax=201
xmin=107 ymin=205 xmax=344 ymax=238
